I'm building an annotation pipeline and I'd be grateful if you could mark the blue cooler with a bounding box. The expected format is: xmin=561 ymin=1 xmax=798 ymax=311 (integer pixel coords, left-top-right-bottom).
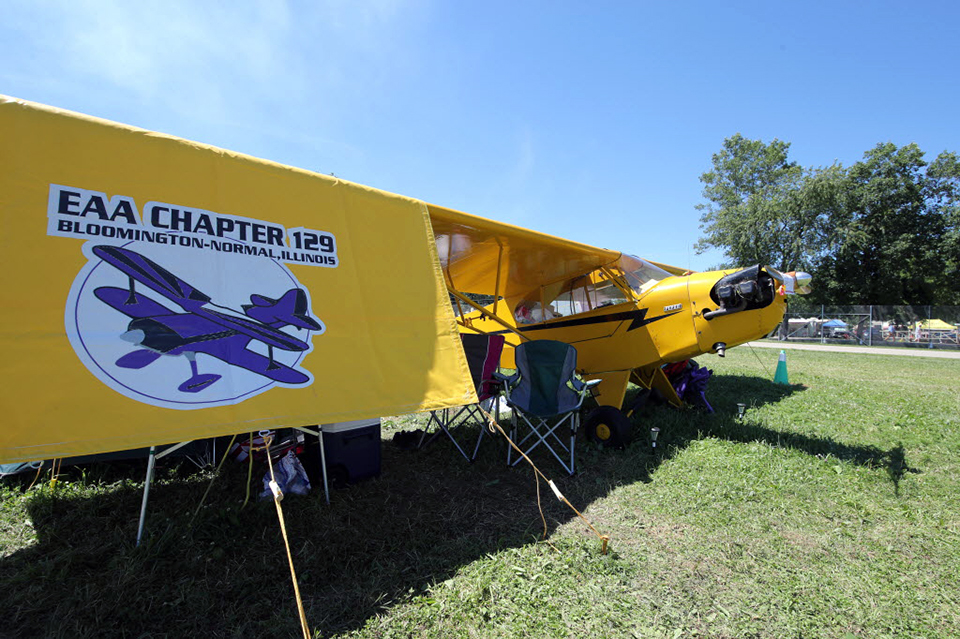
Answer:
xmin=321 ymin=419 xmax=381 ymax=485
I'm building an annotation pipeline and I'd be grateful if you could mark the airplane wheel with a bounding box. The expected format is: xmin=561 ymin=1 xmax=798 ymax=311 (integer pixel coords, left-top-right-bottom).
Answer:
xmin=584 ymin=405 xmax=632 ymax=448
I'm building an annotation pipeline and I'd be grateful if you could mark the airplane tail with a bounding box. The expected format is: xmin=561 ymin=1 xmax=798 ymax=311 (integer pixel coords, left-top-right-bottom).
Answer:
xmin=243 ymin=289 xmax=323 ymax=332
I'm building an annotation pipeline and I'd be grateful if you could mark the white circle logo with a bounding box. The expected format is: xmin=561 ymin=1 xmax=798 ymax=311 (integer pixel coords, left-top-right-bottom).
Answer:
xmin=65 ymin=241 xmax=323 ymax=410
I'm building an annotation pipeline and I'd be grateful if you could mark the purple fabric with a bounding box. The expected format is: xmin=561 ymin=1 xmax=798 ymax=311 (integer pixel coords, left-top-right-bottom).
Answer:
xmin=670 ymin=364 xmax=714 ymax=413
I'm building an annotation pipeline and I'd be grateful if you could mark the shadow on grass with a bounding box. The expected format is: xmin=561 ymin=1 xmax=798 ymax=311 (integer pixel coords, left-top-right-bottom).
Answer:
xmin=0 ymin=440 xmax=653 ymax=638
xmin=0 ymin=373 xmax=918 ymax=638
xmin=626 ymin=374 xmax=922 ymax=501
xmin=886 ymin=443 xmax=922 ymax=496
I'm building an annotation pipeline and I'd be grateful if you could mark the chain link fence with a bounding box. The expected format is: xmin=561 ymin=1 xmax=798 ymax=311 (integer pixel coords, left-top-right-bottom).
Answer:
xmin=767 ymin=305 xmax=960 ymax=351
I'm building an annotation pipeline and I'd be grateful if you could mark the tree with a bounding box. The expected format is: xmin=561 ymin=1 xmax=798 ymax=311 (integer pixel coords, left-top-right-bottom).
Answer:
xmin=926 ymin=151 xmax=960 ymax=304
xmin=697 ymin=136 xmax=960 ymax=305
xmin=695 ymin=134 xmax=837 ymax=273
xmin=817 ymin=143 xmax=950 ymax=305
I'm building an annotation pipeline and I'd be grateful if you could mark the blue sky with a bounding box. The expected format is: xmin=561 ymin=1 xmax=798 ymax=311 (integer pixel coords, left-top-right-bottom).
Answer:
xmin=3 ymin=1 xmax=958 ymax=271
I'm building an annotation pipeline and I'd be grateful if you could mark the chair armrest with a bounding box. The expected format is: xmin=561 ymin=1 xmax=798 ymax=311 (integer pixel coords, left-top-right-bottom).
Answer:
xmin=492 ymin=370 xmax=519 ymax=404
xmin=478 ymin=374 xmax=506 ymax=401
xmin=571 ymin=377 xmax=601 ymax=410
xmin=570 ymin=377 xmax=601 ymax=393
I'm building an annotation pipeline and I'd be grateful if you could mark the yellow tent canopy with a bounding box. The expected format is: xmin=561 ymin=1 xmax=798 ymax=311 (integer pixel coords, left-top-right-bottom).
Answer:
xmin=914 ymin=319 xmax=956 ymax=330
xmin=0 ymin=96 xmax=475 ymax=464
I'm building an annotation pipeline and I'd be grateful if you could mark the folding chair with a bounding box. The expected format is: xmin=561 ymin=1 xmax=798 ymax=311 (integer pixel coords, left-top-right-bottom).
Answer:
xmin=496 ymin=340 xmax=599 ymax=476
xmin=419 ymin=333 xmax=506 ymax=461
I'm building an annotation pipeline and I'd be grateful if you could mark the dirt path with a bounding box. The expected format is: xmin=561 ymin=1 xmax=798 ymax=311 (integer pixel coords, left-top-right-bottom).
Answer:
xmin=747 ymin=340 xmax=960 ymax=360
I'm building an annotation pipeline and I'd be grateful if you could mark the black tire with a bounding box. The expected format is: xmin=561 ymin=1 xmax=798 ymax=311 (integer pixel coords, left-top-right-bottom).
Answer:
xmin=584 ymin=405 xmax=632 ymax=448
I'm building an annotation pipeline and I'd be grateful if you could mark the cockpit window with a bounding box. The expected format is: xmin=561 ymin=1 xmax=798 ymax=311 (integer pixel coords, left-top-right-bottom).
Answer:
xmin=546 ymin=269 xmax=631 ymax=318
xmin=619 ymin=255 xmax=672 ymax=295
xmin=514 ymin=257 xmax=673 ymax=324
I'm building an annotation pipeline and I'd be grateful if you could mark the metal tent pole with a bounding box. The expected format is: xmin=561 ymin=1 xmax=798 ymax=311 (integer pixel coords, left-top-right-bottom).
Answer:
xmin=292 ymin=426 xmax=330 ymax=505
xmin=317 ymin=426 xmax=330 ymax=506
xmin=136 ymin=446 xmax=157 ymax=546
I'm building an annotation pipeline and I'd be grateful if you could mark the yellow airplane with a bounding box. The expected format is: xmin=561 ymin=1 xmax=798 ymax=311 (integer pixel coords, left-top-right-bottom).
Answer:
xmin=427 ymin=204 xmax=811 ymax=446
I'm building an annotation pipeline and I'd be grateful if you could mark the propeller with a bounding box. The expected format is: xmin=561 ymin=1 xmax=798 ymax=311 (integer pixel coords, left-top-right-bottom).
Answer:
xmin=785 ymin=271 xmax=813 ymax=295
xmin=766 ymin=267 xmax=812 ymax=295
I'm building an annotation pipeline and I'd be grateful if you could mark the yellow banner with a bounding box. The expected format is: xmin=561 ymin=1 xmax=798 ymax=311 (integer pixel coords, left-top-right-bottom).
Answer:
xmin=0 ymin=96 xmax=475 ymax=464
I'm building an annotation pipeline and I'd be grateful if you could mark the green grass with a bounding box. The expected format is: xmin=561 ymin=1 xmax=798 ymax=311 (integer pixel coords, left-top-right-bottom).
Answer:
xmin=2 ymin=348 xmax=958 ymax=638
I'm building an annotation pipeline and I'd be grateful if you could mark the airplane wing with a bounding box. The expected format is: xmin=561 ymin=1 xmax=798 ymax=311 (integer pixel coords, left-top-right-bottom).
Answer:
xmin=196 ymin=308 xmax=311 ymax=352
xmin=427 ymin=204 xmax=622 ymax=299
xmin=94 ymin=286 xmax=176 ymax=318
xmin=647 ymin=260 xmax=695 ymax=276
xmin=93 ymin=245 xmax=310 ymax=351
xmin=191 ymin=334 xmax=310 ymax=384
xmin=92 ymin=245 xmax=211 ymax=308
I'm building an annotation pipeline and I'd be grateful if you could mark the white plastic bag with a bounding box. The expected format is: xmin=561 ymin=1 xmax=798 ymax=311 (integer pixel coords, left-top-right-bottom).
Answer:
xmin=260 ymin=450 xmax=311 ymax=500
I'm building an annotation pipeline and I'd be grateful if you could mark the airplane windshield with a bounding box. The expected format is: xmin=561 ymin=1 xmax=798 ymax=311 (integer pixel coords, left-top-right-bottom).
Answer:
xmin=619 ymin=255 xmax=672 ymax=295
xmin=518 ymin=257 xmax=674 ymax=323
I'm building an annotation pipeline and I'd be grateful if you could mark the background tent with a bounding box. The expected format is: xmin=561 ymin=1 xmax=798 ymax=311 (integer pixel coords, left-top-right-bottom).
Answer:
xmin=822 ymin=319 xmax=848 ymax=328
xmin=915 ymin=319 xmax=956 ymax=330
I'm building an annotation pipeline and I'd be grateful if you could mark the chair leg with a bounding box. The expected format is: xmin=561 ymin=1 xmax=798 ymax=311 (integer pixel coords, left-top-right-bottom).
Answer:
xmin=569 ymin=415 xmax=578 ymax=476
xmin=462 ymin=402 xmax=493 ymax=462
xmin=470 ymin=420 xmax=484 ymax=461
xmin=507 ymin=412 xmax=518 ymax=467
xmin=508 ymin=413 xmax=577 ymax=476
xmin=418 ymin=408 xmax=449 ymax=449
xmin=419 ymin=408 xmax=473 ymax=462
xmin=475 ymin=396 xmax=498 ymax=462
xmin=445 ymin=428 xmax=472 ymax=461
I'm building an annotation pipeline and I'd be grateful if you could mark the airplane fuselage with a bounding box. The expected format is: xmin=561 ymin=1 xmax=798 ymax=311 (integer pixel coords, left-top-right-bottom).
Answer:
xmin=124 ymin=315 xmax=235 ymax=355
xmin=463 ymin=265 xmax=787 ymax=410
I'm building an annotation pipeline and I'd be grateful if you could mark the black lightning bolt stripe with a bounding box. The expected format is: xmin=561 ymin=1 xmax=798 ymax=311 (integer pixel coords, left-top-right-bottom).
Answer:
xmin=517 ymin=309 xmax=681 ymax=333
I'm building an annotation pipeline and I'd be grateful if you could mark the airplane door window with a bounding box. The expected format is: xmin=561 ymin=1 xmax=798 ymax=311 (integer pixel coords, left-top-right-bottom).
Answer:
xmin=550 ymin=269 xmax=630 ymax=317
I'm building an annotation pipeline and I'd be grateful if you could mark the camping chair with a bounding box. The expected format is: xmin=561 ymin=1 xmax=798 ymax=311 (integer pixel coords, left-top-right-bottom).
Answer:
xmin=418 ymin=333 xmax=506 ymax=461
xmin=496 ymin=340 xmax=599 ymax=476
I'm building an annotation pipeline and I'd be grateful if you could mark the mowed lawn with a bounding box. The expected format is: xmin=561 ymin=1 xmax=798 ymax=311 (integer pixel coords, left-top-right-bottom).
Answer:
xmin=1 ymin=348 xmax=958 ymax=638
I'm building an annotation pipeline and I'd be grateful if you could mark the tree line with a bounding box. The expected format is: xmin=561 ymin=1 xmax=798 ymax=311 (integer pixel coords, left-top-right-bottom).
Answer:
xmin=695 ymin=134 xmax=960 ymax=305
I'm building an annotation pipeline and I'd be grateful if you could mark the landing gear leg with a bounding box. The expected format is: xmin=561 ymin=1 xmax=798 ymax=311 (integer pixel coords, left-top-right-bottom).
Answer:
xmin=584 ymin=405 xmax=632 ymax=448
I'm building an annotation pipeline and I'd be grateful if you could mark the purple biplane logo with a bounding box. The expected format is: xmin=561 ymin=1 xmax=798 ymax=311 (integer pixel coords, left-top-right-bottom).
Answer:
xmin=65 ymin=242 xmax=324 ymax=410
